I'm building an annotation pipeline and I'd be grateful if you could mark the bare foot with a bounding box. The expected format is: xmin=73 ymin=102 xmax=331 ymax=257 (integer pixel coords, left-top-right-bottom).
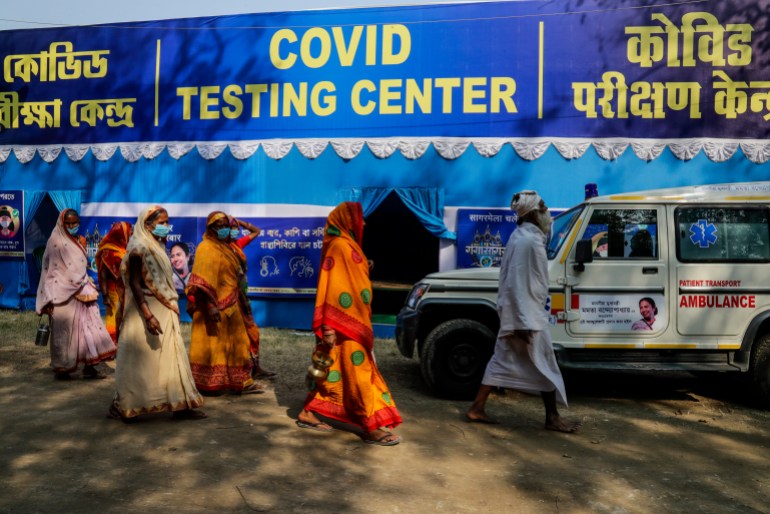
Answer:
xmin=545 ymin=416 xmax=581 ymax=433
xmin=297 ymin=409 xmax=322 ymax=426
xmin=465 ymin=409 xmax=499 ymax=424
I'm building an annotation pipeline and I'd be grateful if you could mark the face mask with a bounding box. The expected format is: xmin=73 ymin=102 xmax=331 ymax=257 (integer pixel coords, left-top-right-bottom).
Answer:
xmin=230 ymin=228 xmax=240 ymax=239
xmin=152 ymin=224 xmax=171 ymax=238
xmin=0 ymin=220 xmax=9 ymax=228
xmin=67 ymin=225 xmax=79 ymax=236
xmin=216 ymin=227 xmax=231 ymax=240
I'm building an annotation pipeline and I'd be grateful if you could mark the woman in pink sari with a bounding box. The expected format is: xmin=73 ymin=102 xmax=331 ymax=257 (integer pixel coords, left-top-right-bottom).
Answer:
xmin=36 ymin=209 xmax=117 ymax=380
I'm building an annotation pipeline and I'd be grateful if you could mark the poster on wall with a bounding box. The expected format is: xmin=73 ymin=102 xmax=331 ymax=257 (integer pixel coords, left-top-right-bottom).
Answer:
xmin=80 ymin=215 xmax=326 ymax=298
xmin=456 ymin=209 xmax=516 ymax=269
xmin=573 ymin=293 xmax=666 ymax=332
xmin=240 ymin=217 xmax=326 ymax=298
xmin=0 ymin=190 xmax=24 ymax=258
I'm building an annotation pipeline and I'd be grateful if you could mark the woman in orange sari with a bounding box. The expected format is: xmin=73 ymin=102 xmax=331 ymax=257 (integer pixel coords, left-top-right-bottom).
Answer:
xmin=298 ymin=202 xmax=402 ymax=446
xmin=95 ymin=221 xmax=132 ymax=344
xmin=186 ymin=211 xmax=264 ymax=394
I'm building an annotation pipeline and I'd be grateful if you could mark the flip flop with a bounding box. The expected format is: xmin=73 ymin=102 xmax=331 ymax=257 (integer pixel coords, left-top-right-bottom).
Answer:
xmin=361 ymin=433 xmax=401 ymax=446
xmin=295 ymin=420 xmax=334 ymax=432
xmin=240 ymin=383 xmax=265 ymax=395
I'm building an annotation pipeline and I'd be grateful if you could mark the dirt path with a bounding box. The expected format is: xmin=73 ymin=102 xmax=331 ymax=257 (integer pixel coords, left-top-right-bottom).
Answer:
xmin=1 ymin=321 xmax=769 ymax=513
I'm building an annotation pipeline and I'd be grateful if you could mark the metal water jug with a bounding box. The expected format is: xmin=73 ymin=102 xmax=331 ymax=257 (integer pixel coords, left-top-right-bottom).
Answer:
xmin=35 ymin=315 xmax=51 ymax=346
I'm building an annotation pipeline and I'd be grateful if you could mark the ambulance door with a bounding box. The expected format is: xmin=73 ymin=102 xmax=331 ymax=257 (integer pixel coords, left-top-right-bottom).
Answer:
xmin=565 ymin=205 xmax=669 ymax=338
xmin=675 ymin=205 xmax=770 ymax=337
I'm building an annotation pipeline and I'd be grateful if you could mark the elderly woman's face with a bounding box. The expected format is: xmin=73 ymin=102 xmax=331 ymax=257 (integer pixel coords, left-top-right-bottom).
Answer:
xmin=146 ymin=210 xmax=169 ymax=231
xmin=63 ymin=212 xmax=79 ymax=230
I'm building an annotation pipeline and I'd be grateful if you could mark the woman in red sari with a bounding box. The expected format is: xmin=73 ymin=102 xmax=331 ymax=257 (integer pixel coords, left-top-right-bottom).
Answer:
xmin=36 ymin=209 xmax=116 ymax=380
xmin=95 ymin=221 xmax=132 ymax=344
xmin=298 ymin=202 xmax=402 ymax=446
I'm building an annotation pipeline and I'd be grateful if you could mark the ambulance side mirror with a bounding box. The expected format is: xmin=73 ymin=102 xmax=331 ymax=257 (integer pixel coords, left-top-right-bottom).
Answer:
xmin=573 ymin=239 xmax=593 ymax=272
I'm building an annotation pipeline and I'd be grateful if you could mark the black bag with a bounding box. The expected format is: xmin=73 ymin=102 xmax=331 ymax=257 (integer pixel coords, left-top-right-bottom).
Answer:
xmin=35 ymin=315 xmax=51 ymax=346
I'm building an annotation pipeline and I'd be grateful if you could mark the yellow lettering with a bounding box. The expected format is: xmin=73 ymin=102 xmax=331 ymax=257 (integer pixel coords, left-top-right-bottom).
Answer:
xmin=382 ymin=24 xmax=411 ymax=65
xmin=222 ymin=85 xmax=243 ymax=119
xmin=352 ymin=79 xmax=376 ymax=115
xmin=490 ymin=77 xmax=516 ymax=113
xmin=379 ymin=79 xmax=402 ymax=114
xmin=199 ymin=86 xmax=220 ymax=120
xmin=245 ymin=84 xmax=268 ymax=117
xmin=332 ymin=26 xmax=363 ymax=66
xmin=405 ymin=78 xmax=431 ymax=114
xmin=270 ymin=29 xmax=298 ymax=70
xmin=283 ymin=82 xmax=307 ymax=116
xmin=176 ymin=87 xmax=198 ymax=120
xmin=434 ymin=78 xmax=460 ymax=114
xmin=270 ymin=83 xmax=280 ymax=117
xmin=300 ymin=28 xmax=331 ymax=69
xmin=311 ymin=81 xmax=336 ymax=116
xmin=463 ymin=77 xmax=487 ymax=114
xmin=366 ymin=25 xmax=377 ymax=66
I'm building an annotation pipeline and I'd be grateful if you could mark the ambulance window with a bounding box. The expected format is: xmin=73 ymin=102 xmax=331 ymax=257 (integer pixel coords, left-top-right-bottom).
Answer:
xmin=581 ymin=209 xmax=658 ymax=259
xmin=676 ymin=207 xmax=770 ymax=262
xmin=546 ymin=205 xmax=583 ymax=259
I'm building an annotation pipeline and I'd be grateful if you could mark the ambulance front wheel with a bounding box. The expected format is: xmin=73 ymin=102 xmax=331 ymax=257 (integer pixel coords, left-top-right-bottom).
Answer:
xmin=750 ymin=333 xmax=770 ymax=408
xmin=420 ymin=319 xmax=495 ymax=400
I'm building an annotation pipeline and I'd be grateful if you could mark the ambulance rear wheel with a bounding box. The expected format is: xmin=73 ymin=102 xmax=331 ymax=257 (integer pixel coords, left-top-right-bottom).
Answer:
xmin=420 ymin=319 xmax=495 ymax=400
xmin=750 ymin=333 xmax=770 ymax=408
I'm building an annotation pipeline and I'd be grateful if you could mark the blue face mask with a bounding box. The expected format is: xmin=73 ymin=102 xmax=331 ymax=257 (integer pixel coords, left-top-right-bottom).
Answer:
xmin=151 ymin=224 xmax=171 ymax=238
xmin=216 ymin=227 xmax=231 ymax=240
xmin=67 ymin=225 xmax=79 ymax=236
xmin=230 ymin=228 xmax=240 ymax=239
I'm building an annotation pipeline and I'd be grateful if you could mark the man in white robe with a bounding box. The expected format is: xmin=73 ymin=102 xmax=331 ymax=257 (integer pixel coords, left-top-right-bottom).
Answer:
xmin=466 ymin=190 xmax=580 ymax=433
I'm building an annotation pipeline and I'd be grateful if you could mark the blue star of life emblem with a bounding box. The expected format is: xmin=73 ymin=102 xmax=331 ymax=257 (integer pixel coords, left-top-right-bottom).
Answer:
xmin=689 ymin=219 xmax=717 ymax=248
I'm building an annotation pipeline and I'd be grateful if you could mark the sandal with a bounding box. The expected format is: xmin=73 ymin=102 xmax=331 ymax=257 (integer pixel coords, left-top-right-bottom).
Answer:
xmin=83 ymin=367 xmax=107 ymax=379
xmin=361 ymin=430 xmax=401 ymax=446
xmin=54 ymin=372 xmax=71 ymax=381
xmin=106 ymin=403 xmax=135 ymax=424
xmin=240 ymin=383 xmax=266 ymax=395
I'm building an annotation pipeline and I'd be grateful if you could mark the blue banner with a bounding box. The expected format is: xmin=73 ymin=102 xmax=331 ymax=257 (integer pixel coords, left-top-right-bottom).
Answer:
xmin=0 ymin=190 xmax=24 ymax=258
xmin=456 ymin=209 xmax=516 ymax=269
xmin=0 ymin=1 xmax=767 ymax=145
xmin=81 ymin=215 xmax=325 ymax=298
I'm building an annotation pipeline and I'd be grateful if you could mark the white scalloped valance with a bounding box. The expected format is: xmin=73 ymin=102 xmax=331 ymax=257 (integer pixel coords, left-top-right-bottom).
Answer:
xmin=1 ymin=138 xmax=768 ymax=164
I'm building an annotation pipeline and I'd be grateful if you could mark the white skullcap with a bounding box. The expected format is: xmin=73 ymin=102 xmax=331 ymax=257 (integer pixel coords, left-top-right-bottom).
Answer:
xmin=510 ymin=190 xmax=542 ymax=218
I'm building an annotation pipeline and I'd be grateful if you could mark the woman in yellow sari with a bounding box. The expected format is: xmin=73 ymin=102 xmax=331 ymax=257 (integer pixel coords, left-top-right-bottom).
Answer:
xmin=298 ymin=202 xmax=402 ymax=446
xmin=186 ymin=211 xmax=264 ymax=394
xmin=95 ymin=221 xmax=132 ymax=344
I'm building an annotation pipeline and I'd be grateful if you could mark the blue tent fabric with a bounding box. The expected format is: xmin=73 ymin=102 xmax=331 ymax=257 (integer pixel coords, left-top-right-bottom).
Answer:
xmin=48 ymin=190 xmax=82 ymax=214
xmin=16 ymin=191 xmax=81 ymax=306
xmin=347 ymin=187 xmax=456 ymax=240
xmin=17 ymin=190 xmax=48 ymax=301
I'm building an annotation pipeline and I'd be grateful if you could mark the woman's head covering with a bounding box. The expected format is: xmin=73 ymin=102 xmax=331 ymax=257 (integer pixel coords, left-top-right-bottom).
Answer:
xmin=322 ymin=201 xmax=364 ymax=257
xmin=121 ymin=206 xmax=179 ymax=313
xmin=95 ymin=221 xmax=132 ymax=281
xmin=206 ymin=211 xmax=228 ymax=228
xmin=35 ymin=210 xmax=89 ymax=313
xmin=510 ymin=190 xmax=542 ymax=219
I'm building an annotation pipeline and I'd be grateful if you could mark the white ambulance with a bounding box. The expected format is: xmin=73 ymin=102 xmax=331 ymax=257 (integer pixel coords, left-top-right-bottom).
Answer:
xmin=396 ymin=181 xmax=770 ymax=405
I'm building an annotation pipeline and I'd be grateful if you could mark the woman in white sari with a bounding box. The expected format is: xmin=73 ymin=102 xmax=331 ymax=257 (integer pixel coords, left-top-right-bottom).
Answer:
xmin=109 ymin=206 xmax=205 ymax=421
